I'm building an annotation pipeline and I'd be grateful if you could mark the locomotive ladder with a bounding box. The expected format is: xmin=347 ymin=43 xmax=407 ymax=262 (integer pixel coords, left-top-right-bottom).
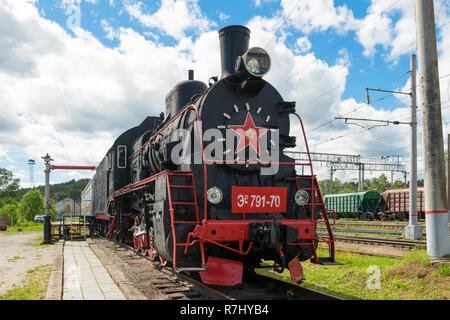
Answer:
xmin=295 ymin=175 xmax=337 ymax=265
xmin=166 ymin=172 xmax=206 ymax=271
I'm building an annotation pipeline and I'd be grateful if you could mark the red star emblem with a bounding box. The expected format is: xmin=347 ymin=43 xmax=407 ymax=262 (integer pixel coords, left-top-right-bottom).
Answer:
xmin=228 ymin=112 xmax=269 ymax=155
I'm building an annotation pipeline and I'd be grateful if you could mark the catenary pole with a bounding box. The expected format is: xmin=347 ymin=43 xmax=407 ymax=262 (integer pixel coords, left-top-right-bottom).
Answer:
xmin=405 ymin=54 xmax=422 ymax=239
xmin=415 ymin=0 xmax=449 ymax=257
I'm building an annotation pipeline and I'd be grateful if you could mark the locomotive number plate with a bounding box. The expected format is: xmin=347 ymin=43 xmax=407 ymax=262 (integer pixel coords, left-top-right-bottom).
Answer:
xmin=231 ymin=187 xmax=287 ymax=213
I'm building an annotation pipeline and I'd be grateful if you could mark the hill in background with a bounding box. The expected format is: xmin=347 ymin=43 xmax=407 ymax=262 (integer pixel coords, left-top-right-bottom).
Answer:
xmin=18 ymin=178 xmax=90 ymax=202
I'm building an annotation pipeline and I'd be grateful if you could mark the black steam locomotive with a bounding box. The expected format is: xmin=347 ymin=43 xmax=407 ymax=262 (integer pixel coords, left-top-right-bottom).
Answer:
xmin=83 ymin=25 xmax=335 ymax=286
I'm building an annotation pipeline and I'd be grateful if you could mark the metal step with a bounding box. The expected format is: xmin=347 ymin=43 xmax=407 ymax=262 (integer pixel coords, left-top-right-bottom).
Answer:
xmin=310 ymin=257 xmax=343 ymax=265
xmin=174 ymin=267 xmax=207 ymax=272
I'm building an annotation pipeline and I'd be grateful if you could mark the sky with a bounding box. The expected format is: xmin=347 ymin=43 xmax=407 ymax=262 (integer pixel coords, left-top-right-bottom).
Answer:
xmin=1 ymin=0 xmax=450 ymax=188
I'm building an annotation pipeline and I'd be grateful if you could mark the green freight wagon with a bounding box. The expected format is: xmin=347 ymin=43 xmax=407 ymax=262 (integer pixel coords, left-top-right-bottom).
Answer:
xmin=323 ymin=191 xmax=382 ymax=219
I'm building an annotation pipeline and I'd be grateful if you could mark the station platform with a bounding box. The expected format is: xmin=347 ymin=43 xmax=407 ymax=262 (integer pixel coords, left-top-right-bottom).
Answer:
xmin=62 ymin=241 xmax=126 ymax=300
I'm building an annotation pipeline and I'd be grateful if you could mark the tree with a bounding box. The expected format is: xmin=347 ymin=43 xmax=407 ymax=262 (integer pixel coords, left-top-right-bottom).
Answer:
xmin=319 ymin=178 xmax=359 ymax=196
xmin=49 ymin=200 xmax=59 ymax=221
xmin=392 ymin=180 xmax=405 ymax=189
xmin=17 ymin=178 xmax=89 ymax=202
xmin=367 ymin=174 xmax=391 ymax=193
xmin=0 ymin=204 xmax=19 ymax=226
xmin=18 ymin=189 xmax=44 ymax=221
xmin=0 ymin=168 xmax=20 ymax=206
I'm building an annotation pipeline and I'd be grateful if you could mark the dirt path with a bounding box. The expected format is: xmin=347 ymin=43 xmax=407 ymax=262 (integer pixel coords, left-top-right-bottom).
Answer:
xmin=0 ymin=231 xmax=57 ymax=295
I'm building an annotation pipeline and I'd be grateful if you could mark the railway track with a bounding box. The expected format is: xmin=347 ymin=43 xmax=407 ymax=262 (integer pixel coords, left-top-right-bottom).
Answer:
xmin=94 ymin=236 xmax=341 ymax=300
xmin=319 ymin=221 xmax=450 ymax=233
xmin=320 ymin=221 xmax=425 ymax=229
xmin=319 ymin=233 xmax=427 ymax=249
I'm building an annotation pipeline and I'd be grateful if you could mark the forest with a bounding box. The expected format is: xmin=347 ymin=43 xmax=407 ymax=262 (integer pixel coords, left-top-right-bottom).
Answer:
xmin=0 ymin=167 xmax=89 ymax=226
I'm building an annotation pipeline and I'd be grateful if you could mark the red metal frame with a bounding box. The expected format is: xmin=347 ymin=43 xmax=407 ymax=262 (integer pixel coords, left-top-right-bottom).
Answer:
xmin=112 ymin=104 xmax=335 ymax=269
xmin=107 ymin=216 xmax=115 ymax=238
xmin=51 ymin=165 xmax=96 ymax=170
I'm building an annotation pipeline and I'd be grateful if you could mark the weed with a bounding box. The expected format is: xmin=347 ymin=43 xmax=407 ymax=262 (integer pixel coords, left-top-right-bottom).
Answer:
xmin=0 ymin=265 xmax=52 ymax=300
xmin=259 ymin=248 xmax=449 ymax=300
xmin=7 ymin=256 xmax=24 ymax=262
xmin=436 ymin=264 xmax=450 ymax=277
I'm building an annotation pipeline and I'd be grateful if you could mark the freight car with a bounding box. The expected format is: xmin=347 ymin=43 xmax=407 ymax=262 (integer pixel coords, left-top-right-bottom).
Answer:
xmin=381 ymin=188 xmax=425 ymax=220
xmin=82 ymin=25 xmax=336 ymax=286
xmin=323 ymin=191 xmax=382 ymax=220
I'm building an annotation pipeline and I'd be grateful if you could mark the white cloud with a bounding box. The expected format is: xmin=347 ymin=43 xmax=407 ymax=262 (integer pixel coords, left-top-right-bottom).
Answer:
xmin=0 ymin=0 xmax=200 ymax=168
xmin=356 ymin=0 xmax=450 ymax=60
xmin=0 ymin=146 xmax=10 ymax=161
xmin=280 ymin=0 xmax=358 ymax=34
xmin=295 ymin=36 xmax=311 ymax=53
xmin=123 ymin=0 xmax=216 ymax=40
xmin=254 ymin=0 xmax=276 ymax=8
xmin=218 ymin=12 xmax=230 ymax=22
xmin=101 ymin=19 xmax=118 ymax=40
xmin=246 ymin=15 xmax=349 ymax=138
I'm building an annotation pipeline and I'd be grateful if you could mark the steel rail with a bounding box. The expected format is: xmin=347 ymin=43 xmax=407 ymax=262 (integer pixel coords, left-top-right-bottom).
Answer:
xmin=319 ymin=233 xmax=427 ymax=249
xmin=101 ymin=236 xmax=342 ymax=300
xmin=106 ymin=237 xmax=233 ymax=300
xmin=318 ymin=221 xmax=450 ymax=231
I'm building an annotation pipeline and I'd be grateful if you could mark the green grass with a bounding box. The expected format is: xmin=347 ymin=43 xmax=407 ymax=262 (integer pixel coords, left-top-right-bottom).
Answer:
xmin=7 ymin=256 xmax=24 ymax=263
xmin=2 ymin=222 xmax=44 ymax=233
xmin=0 ymin=265 xmax=52 ymax=300
xmin=258 ymin=248 xmax=449 ymax=300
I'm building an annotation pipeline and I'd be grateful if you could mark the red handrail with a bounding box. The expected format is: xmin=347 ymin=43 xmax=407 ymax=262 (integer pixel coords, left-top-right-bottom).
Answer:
xmin=116 ymin=104 xmax=334 ymax=260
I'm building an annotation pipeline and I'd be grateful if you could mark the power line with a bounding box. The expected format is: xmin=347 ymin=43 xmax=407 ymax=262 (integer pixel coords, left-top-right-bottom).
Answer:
xmin=307 ymin=71 xmax=410 ymax=134
xmin=306 ymin=68 xmax=450 ymax=138
xmin=299 ymin=42 xmax=417 ymax=108
xmin=283 ymin=19 xmax=450 ymax=118
xmin=277 ymin=0 xmax=403 ymax=89
xmin=307 ymin=104 xmax=367 ymax=134
xmin=265 ymin=0 xmax=302 ymax=49
xmin=308 ymin=100 xmax=450 ymax=149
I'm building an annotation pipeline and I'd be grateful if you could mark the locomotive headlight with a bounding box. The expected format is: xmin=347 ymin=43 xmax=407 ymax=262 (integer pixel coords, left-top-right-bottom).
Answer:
xmin=236 ymin=47 xmax=271 ymax=78
xmin=207 ymin=186 xmax=223 ymax=205
xmin=294 ymin=190 xmax=309 ymax=206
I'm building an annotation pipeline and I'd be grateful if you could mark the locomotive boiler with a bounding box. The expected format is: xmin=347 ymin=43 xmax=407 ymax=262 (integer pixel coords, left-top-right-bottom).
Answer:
xmin=84 ymin=25 xmax=335 ymax=286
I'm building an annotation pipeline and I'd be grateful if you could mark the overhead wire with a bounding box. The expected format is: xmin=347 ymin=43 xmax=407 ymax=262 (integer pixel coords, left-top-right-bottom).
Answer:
xmin=277 ymin=0 xmax=403 ymax=89
xmin=307 ymin=71 xmax=410 ymax=134
xmin=309 ymin=100 xmax=450 ymax=151
xmin=291 ymin=19 xmax=450 ymax=124
xmin=265 ymin=0 xmax=302 ymax=49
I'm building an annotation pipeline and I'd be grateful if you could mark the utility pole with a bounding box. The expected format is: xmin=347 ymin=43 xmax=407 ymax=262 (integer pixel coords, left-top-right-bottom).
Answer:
xmin=405 ymin=54 xmax=422 ymax=240
xmin=416 ymin=0 xmax=449 ymax=257
xmin=28 ymin=159 xmax=35 ymax=189
xmin=329 ymin=167 xmax=334 ymax=194
xmin=360 ymin=164 xmax=364 ymax=191
xmin=42 ymin=153 xmax=53 ymax=245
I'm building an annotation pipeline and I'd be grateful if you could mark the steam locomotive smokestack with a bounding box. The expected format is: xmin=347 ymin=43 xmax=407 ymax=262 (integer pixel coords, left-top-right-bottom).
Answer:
xmin=188 ymin=70 xmax=194 ymax=80
xmin=219 ymin=25 xmax=250 ymax=79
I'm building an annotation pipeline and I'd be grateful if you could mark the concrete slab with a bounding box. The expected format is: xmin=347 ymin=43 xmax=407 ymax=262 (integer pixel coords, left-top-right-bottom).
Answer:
xmin=62 ymin=241 xmax=126 ymax=300
xmin=99 ymin=283 xmax=123 ymax=293
xmin=104 ymin=292 xmax=126 ymax=300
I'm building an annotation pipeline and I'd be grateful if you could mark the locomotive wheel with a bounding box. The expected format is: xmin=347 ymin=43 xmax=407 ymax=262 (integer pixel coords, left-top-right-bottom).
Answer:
xmin=159 ymin=256 xmax=168 ymax=266
xmin=133 ymin=217 xmax=140 ymax=251
xmin=148 ymin=240 xmax=157 ymax=260
xmin=140 ymin=221 xmax=148 ymax=256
